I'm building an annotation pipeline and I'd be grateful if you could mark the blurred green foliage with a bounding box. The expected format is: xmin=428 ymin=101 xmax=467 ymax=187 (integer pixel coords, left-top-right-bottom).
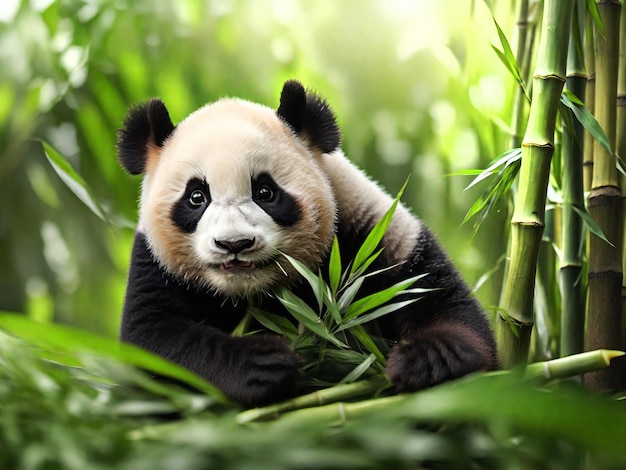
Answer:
xmin=3 ymin=314 xmax=626 ymax=469
xmin=0 ymin=0 xmax=512 ymax=336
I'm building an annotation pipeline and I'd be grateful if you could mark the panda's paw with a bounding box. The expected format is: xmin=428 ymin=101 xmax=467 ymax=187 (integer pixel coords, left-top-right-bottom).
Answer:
xmin=385 ymin=323 xmax=493 ymax=392
xmin=226 ymin=334 xmax=301 ymax=407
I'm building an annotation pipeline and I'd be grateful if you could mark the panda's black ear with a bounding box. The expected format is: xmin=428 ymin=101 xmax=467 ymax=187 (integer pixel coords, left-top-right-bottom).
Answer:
xmin=277 ymin=80 xmax=340 ymax=154
xmin=117 ymin=98 xmax=175 ymax=175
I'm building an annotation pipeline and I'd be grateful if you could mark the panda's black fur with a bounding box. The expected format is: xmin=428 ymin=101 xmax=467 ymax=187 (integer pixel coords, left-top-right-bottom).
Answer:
xmin=118 ymin=80 xmax=497 ymax=407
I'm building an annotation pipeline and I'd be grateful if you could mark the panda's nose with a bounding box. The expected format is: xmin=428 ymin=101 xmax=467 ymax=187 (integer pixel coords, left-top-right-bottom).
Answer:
xmin=214 ymin=238 xmax=255 ymax=254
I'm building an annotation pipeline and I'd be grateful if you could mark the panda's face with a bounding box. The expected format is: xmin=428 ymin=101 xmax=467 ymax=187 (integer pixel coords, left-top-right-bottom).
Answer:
xmin=140 ymin=99 xmax=336 ymax=297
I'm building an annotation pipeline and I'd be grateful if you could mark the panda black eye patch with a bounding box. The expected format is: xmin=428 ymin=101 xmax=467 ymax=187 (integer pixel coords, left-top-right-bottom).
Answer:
xmin=252 ymin=173 xmax=301 ymax=227
xmin=171 ymin=178 xmax=211 ymax=233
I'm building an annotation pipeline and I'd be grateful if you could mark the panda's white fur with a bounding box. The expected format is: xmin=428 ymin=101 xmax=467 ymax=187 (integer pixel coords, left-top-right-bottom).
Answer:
xmin=117 ymin=80 xmax=496 ymax=407
xmin=138 ymin=99 xmax=336 ymax=297
xmin=317 ymin=149 xmax=423 ymax=267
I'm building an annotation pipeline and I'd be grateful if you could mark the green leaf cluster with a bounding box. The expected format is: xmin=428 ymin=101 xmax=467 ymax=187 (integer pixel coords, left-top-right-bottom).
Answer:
xmin=2 ymin=318 xmax=626 ymax=469
xmin=252 ymin=178 xmax=432 ymax=389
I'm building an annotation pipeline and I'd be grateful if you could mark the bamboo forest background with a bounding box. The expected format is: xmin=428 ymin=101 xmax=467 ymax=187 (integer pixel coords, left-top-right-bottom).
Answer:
xmin=3 ymin=0 xmax=626 ymax=468
xmin=0 ymin=0 xmax=512 ymax=336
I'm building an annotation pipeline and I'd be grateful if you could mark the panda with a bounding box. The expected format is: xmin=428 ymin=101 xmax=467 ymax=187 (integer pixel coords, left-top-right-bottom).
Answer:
xmin=117 ymin=80 xmax=497 ymax=407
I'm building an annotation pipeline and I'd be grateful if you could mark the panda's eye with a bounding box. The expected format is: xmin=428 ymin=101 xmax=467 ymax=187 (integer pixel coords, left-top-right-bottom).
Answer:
xmin=257 ymin=185 xmax=274 ymax=202
xmin=189 ymin=190 xmax=207 ymax=206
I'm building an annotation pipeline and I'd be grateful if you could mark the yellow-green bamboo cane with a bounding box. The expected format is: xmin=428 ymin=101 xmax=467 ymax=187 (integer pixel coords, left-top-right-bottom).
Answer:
xmin=498 ymin=0 xmax=575 ymax=367
xmin=585 ymin=0 xmax=623 ymax=392
xmin=583 ymin=16 xmax=596 ymax=191
xmin=560 ymin=4 xmax=587 ymax=358
xmin=618 ymin=0 xmax=626 ymax=352
xmin=510 ymin=0 xmax=532 ymax=149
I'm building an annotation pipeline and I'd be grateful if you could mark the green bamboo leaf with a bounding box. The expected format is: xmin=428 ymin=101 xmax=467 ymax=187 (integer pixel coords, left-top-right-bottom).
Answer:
xmin=280 ymin=253 xmax=323 ymax=312
xmin=249 ymin=308 xmax=299 ymax=340
xmin=0 ymin=313 xmax=225 ymax=399
xmin=490 ymin=17 xmax=530 ymax=102
xmin=337 ymin=276 xmax=365 ymax=313
xmin=338 ymin=354 xmax=377 ymax=384
xmin=446 ymin=169 xmax=484 ymax=177
xmin=322 ymin=285 xmax=343 ymax=325
xmin=277 ymin=288 xmax=347 ymax=348
xmin=337 ymin=298 xmax=420 ymax=332
xmin=344 ymin=274 xmax=426 ymax=321
xmin=328 ymin=236 xmax=342 ymax=295
xmin=349 ymin=324 xmax=386 ymax=364
xmin=350 ymin=177 xmax=409 ymax=276
xmin=348 ymin=248 xmax=384 ymax=282
xmin=41 ymin=141 xmax=110 ymax=223
xmin=463 ymin=155 xmax=521 ymax=233
xmin=572 ymin=205 xmax=614 ymax=247
xmin=586 ymin=0 xmax=605 ymax=39
xmin=464 ymin=148 xmax=522 ymax=191
xmin=561 ymin=90 xmax=613 ymax=158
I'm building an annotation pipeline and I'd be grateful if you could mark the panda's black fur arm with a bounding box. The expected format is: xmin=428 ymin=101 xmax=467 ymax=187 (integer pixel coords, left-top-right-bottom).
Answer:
xmin=120 ymin=233 xmax=300 ymax=406
xmin=335 ymin=223 xmax=497 ymax=392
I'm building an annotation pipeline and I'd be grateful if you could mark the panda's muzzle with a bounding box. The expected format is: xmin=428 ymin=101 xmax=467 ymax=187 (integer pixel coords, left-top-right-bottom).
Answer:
xmin=214 ymin=238 xmax=255 ymax=254
xmin=222 ymin=260 xmax=255 ymax=270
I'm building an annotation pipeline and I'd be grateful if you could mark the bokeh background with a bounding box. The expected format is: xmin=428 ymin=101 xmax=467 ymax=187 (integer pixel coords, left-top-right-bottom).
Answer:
xmin=0 ymin=0 xmax=514 ymax=336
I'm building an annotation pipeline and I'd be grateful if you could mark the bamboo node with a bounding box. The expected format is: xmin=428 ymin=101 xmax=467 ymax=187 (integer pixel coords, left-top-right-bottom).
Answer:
xmin=521 ymin=141 xmax=554 ymax=150
xmin=498 ymin=313 xmax=533 ymax=328
xmin=532 ymin=73 xmax=566 ymax=82
xmin=587 ymin=186 xmax=622 ymax=206
xmin=588 ymin=269 xmax=622 ymax=279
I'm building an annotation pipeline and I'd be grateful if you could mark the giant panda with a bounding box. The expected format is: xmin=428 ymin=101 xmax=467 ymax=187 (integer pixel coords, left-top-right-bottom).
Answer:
xmin=117 ymin=80 xmax=497 ymax=407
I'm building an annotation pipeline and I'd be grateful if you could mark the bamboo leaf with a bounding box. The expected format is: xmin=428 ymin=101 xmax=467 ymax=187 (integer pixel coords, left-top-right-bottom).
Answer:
xmin=0 ymin=313 xmax=225 ymax=399
xmin=322 ymin=285 xmax=343 ymax=325
xmin=344 ymin=274 xmax=426 ymax=321
xmin=347 ymin=248 xmax=384 ymax=282
xmin=571 ymin=205 xmax=614 ymax=247
xmin=249 ymin=308 xmax=299 ymax=340
xmin=328 ymin=236 xmax=342 ymax=296
xmin=337 ymin=298 xmax=420 ymax=332
xmin=280 ymin=253 xmax=323 ymax=312
xmin=490 ymin=17 xmax=530 ymax=102
xmin=586 ymin=0 xmax=605 ymax=39
xmin=277 ymin=288 xmax=347 ymax=348
xmin=349 ymin=324 xmax=386 ymax=364
xmin=463 ymin=154 xmax=521 ymax=233
xmin=338 ymin=276 xmax=365 ymax=313
xmin=338 ymin=354 xmax=377 ymax=384
xmin=464 ymin=148 xmax=522 ymax=191
xmin=350 ymin=177 xmax=409 ymax=276
xmin=561 ymin=90 xmax=613 ymax=158
xmin=41 ymin=141 xmax=110 ymax=223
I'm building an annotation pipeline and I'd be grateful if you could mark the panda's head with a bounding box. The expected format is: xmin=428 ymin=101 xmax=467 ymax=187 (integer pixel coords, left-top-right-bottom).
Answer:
xmin=117 ymin=80 xmax=340 ymax=298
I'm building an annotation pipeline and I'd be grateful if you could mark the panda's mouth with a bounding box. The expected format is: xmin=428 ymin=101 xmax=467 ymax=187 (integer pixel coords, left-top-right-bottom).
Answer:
xmin=221 ymin=259 xmax=256 ymax=271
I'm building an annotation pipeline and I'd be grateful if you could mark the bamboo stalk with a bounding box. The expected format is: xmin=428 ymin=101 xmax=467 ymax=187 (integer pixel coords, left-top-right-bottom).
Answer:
xmin=236 ymin=375 xmax=391 ymax=424
xmin=585 ymin=0 xmax=623 ymax=392
xmin=498 ymin=0 xmax=575 ymax=367
xmin=510 ymin=0 xmax=532 ymax=149
xmin=525 ymin=349 xmax=625 ymax=382
xmin=618 ymin=0 xmax=626 ymax=372
xmin=583 ymin=16 xmax=596 ymax=191
xmin=560 ymin=4 xmax=587 ymax=358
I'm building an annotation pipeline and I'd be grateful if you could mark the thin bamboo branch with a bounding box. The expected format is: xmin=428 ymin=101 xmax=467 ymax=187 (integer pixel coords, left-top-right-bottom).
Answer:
xmin=560 ymin=3 xmax=587 ymax=358
xmin=498 ymin=0 xmax=575 ymax=367
xmin=236 ymin=375 xmax=391 ymax=424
